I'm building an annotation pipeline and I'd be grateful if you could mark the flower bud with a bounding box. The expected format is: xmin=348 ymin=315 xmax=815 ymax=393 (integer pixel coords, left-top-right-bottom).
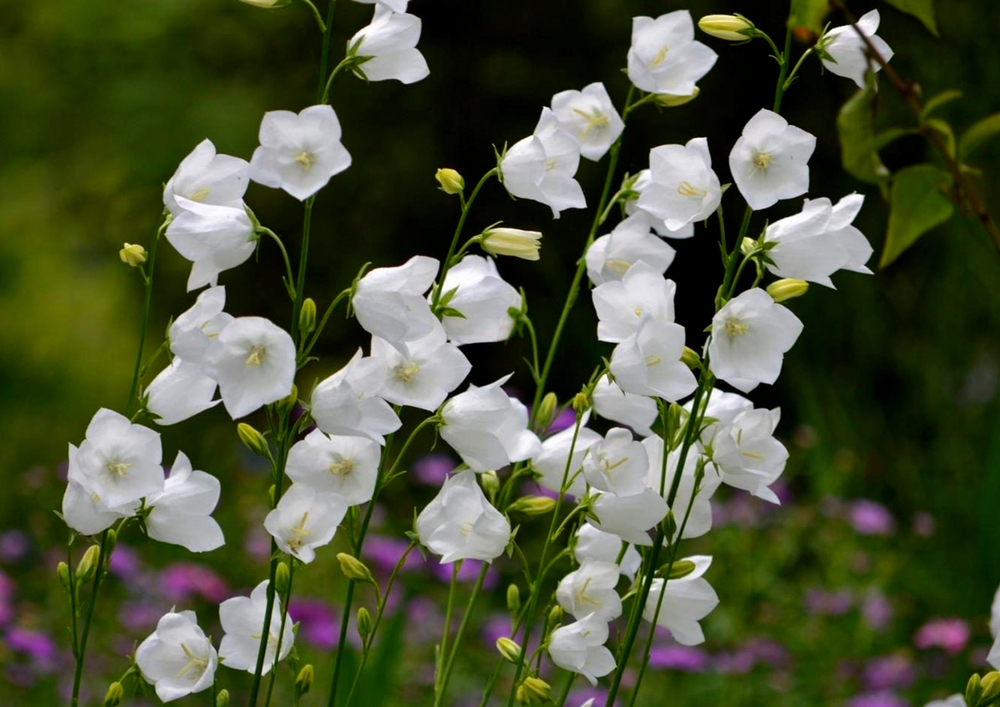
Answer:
xmin=76 ymin=545 xmax=101 ymax=582
xmin=496 ymin=637 xmax=522 ymax=664
xmin=296 ymin=664 xmax=314 ymax=697
xmin=983 ymin=672 xmax=1000 ymax=704
xmin=572 ymin=391 xmax=590 ymax=414
xmin=119 ymin=243 xmax=147 ymax=268
xmin=237 ymin=423 xmax=270 ymax=458
xmin=105 ymin=528 xmax=117 ymax=558
xmin=300 ymin=298 xmax=317 ymax=335
xmin=268 ymin=484 xmax=276 ymax=507
xmin=698 ymin=14 xmax=754 ymax=41
xmin=968 ymin=673 xmax=984 ymax=707
xmin=216 ymin=689 xmax=230 ymax=707
xmin=277 ymin=385 xmax=298 ymax=419
xmin=507 ymin=496 xmax=557 ymax=517
xmin=357 ymin=607 xmax=372 ymax=638
xmin=337 ymin=552 xmax=375 ymax=584
xmin=481 ymin=228 xmax=542 ymax=261
xmin=275 ymin=561 xmax=291 ymax=596
xmin=656 ymin=558 xmax=696 ymax=579
xmin=516 ymin=677 xmax=551 ymax=705
xmin=480 ymin=470 xmax=500 ymax=500
xmin=662 ymin=510 xmax=677 ymax=539
xmin=680 ymin=346 xmax=701 ymax=369
xmin=653 ymin=87 xmax=700 ymax=107
xmin=240 ymin=0 xmax=292 ymax=8
xmin=547 ymin=604 xmax=563 ymax=626
xmin=506 ymin=584 xmax=521 ymax=615
xmin=435 ymin=168 xmax=465 ymax=195
xmin=57 ymin=562 xmax=71 ymax=592
xmin=104 ymin=682 xmax=124 ymax=707
xmin=535 ymin=392 xmax=558 ymax=430
xmin=767 ymin=278 xmax=809 ymax=303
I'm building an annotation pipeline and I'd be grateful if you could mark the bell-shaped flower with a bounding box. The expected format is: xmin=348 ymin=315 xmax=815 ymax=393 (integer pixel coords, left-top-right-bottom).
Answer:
xmin=353 ymin=255 xmax=439 ymax=349
xmin=763 ymin=194 xmax=872 ymax=286
xmin=168 ymin=286 xmax=234 ymax=364
xmin=145 ymin=359 xmax=220 ymax=426
xmin=708 ymin=288 xmax=804 ymax=393
xmin=500 ymin=108 xmax=586 ymax=219
xmin=530 ymin=416 xmax=601 ymax=497
xmin=609 ymin=320 xmax=697 ymax=401
xmin=352 ymin=0 xmax=407 ymax=11
xmin=62 ymin=444 xmax=130 ymax=535
xmin=203 ymin=317 xmax=296 ymax=419
xmin=591 ymin=376 xmax=657 ymax=437
xmin=626 ymin=171 xmax=695 ymax=239
xmin=583 ymin=428 xmax=649 ymax=497
xmin=163 ymin=139 xmax=249 ymax=217
xmin=435 ymin=255 xmax=521 ymax=345
xmin=643 ymin=555 xmax=719 ymax=645
xmin=643 ymin=436 xmax=720 ymax=540
xmin=218 ymin=580 xmax=294 ymax=673
xmin=586 ymin=214 xmax=676 ymax=286
xmin=136 ymin=610 xmax=218 ymax=702
xmin=348 ymin=6 xmax=429 ymax=84
xmin=627 ymin=11 xmax=717 ymax=96
xmin=416 ymin=470 xmax=510 ymax=563
xmin=165 ymin=201 xmax=255 ymax=291
xmin=285 ymin=429 xmax=381 ymax=505
xmin=311 ymin=349 xmax=402 ymax=445
xmin=370 ymin=322 xmax=471 ymax=411
xmin=548 ymin=613 xmax=616 ymax=686
xmin=574 ymin=524 xmax=642 ymax=582
xmin=592 ymin=261 xmax=677 ymax=343
xmin=264 ymin=484 xmax=347 ymax=564
xmin=694 ymin=389 xmax=753 ymax=449
xmin=249 ymin=105 xmax=352 ymax=201
xmin=555 ymin=560 xmax=623 ymax=621
xmin=729 ymin=109 xmax=817 ymax=211
xmin=589 ymin=488 xmax=667 ymax=546
xmin=145 ymin=452 xmax=225 ymax=552
xmin=440 ymin=375 xmax=542 ymax=472
xmin=636 ymin=138 xmax=721 ymax=232
xmin=73 ymin=408 xmax=163 ymax=510
xmin=710 ymin=408 xmax=787 ymax=504
xmin=550 ymin=82 xmax=624 ymax=161
xmin=821 ymin=11 xmax=894 ymax=88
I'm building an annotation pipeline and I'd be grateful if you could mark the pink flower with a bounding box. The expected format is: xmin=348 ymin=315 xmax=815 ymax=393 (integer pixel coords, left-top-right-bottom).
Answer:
xmin=846 ymin=499 xmax=896 ymax=536
xmin=914 ymin=618 xmax=970 ymax=654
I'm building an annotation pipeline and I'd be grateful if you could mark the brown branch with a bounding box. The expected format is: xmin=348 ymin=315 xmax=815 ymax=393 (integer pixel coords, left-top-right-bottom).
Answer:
xmin=831 ymin=0 xmax=1000 ymax=256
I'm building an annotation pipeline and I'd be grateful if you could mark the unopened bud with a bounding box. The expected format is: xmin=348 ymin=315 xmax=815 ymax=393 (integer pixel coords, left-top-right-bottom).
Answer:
xmin=507 ymin=496 xmax=557 ymax=517
xmin=240 ymin=0 xmax=292 ymax=8
xmin=357 ymin=607 xmax=372 ymax=638
xmin=237 ymin=423 xmax=270 ymax=458
xmin=277 ymin=385 xmax=298 ymax=418
xmin=698 ymin=14 xmax=754 ymax=41
xmin=654 ymin=86 xmax=700 ymax=107
xmin=300 ymin=298 xmax=317 ymax=335
xmin=767 ymin=278 xmax=809 ymax=303
xmin=516 ymin=677 xmax=551 ymax=705
xmin=572 ymin=391 xmax=590 ymax=414
xmin=536 ymin=392 xmax=558 ymax=430
xmin=216 ymin=689 xmax=230 ymax=707
xmin=296 ymin=664 xmax=314 ymax=697
xmin=435 ymin=168 xmax=465 ymax=195
xmin=104 ymin=682 xmax=124 ymax=707
xmin=506 ymin=584 xmax=521 ymax=615
xmin=480 ymin=470 xmax=500 ymax=499
xmin=983 ymin=672 xmax=1000 ymax=704
xmin=663 ymin=510 xmax=677 ymax=539
xmin=547 ymin=604 xmax=563 ymax=626
xmin=337 ymin=553 xmax=374 ymax=584
xmin=496 ymin=637 xmax=522 ymax=663
xmin=680 ymin=346 xmax=700 ymax=369
xmin=275 ymin=562 xmax=291 ymax=596
xmin=76 ymin=545 xmax=101 ymax=582
xmin=119 ymin=243 xmax=147 ymax=268
xmin=105 ymin=529 xmax=117 ymax=558
xmin=481 ymin=228 xmax=542 ymax=261
xmin=968 ymin=673 xmax=984 ymax=707
xmin=268 ymin=484 xmax=276 ymax=507
xmin=57 ymin=562 xmax=71 ymax=591
xmin=656 ymin=558 xmax=696 ymax=579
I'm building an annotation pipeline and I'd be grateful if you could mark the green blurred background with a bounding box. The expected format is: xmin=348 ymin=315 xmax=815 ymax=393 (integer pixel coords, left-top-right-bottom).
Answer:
xmin=1 ymin=0 xmax=1000 ymax=704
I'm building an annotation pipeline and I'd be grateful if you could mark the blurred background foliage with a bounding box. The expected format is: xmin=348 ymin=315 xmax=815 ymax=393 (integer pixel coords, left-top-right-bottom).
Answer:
xmin=1 ymin=0 xmax=999 ymax=705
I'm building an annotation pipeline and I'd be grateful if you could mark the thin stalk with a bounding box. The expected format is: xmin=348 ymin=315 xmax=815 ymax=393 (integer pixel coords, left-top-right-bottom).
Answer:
xmin=299 ymin=0 xmax=327 ymax=32
xmin=772 ymin=25 xmax=793 ymax=113
xmin=433 ymin=563 xmax=489 ymax=707
xmin=67 ymin=544 xmax=79 ymax=659
xmin=264 ymin=560 xmax=296 ymax=707
xmin=259 ymin=227 xmax=297 ymax=300
xmin=70 ymin=531 xmax=109 ymax=707
xmin=125 ymin=217 xmax=168 ymax=416
xmin=555 ymin=672 xmax=577 ymax=707
xmin=299 ymin=288 xmax=351 ymax=362
xmin=436 ymin=562 xmax=462 ymax=692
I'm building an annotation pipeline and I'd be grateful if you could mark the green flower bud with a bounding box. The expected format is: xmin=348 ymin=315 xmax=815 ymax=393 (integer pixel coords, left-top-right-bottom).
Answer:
xmin=275 ymin=561 xmax=291 ymax=596
xmin=506 ymin=584 xmax=521 ymax=615
xmin=653 ymin=87 xmax=700 ymax=107
xmin=268 ymin=484 xmax=276 ymax=507
xmin=481 ymin=228 xmax=542 ymax=261
xmin=983 ymin=672 xmax=1000 ymax=704
xmin=435 ymin=168 xmax=465 ymax=195
xmin=300 ymin=298 xmax=317 ymax=335
xmin=968 ymin=673 xmax=984 ymax=707
xmin=656 ymin=558 xmax=697 ymax=579
xmin=663 ymin=510 xmax=677 ymax=539
xmin=57 ymin=562 xmax=71 ymax=592
xmin=496 ymin=637 xmax=522 ymax=663
xmin=296 ymin=664 xmax=314 ymax=697
xmin=216 ymin=689 xmax=230 ymax=707
xmin=480 ymin=470 xmax=500 ymax=500
xmin=104 ymin=682 xmax=124 ymax=707
xmin=547 ymin=604 xmax=563 ymax=626
xmin=237 ymin=423 xmax=270 ymax=458
xmin=337 ymin=552 xmax=374 ymax=584
xmin=76 ymin=545 xmax=101 ymax=583
xmin=680 ymin=346 xmax=701 ymax=369
xmin=536 ymin=392 xmax=558 ymax=430
xmin=105 ymin=529 xmax=117 ymax=558
xmin=240 ymin=0 xmax=292 ymax=9
xmin=698 ymin=14 xmax=754 ymax=41
xmin=767 ymin=278 xmax=809 ymax=303
xmin=119 ymin=243 xmax=147 ymax=268
xmin=357 ymin=607 xmax=372 ymax=638
xmin=516 ymin=677 xmax=551 ymax=705
xmin=507 ymin=496 xmax=557 ymax=517
xmin=572 ymin=391 xmax=590 ymax=414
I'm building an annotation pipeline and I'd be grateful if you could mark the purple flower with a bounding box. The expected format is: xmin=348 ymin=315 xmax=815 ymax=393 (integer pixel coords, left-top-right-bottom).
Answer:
xmin=647 ymin=645 xmax=708 ymax=672
xmin=481 ymin=614 xmax=511 ymax=648
xmin=914 ymin=618 xmax=970 ymax=654
xmin=846 ymin=693 xmax=910 ymax=707
xmin=118 ymin=601 xmax=163 ymax=632
xmin=288 ymin=598 xmax=341 ymax=650
xmin=108 ymin=544 xmax=142 ymax=580
xmin=803 ymin=588 xmax=853 ymax=616
xmin=4 ymin=628 xmax=57 ymax=671
xmin=413 ymin=454 xmax=457 ymax=486
xmin=741 ymin=636 xmax=790 ymax=668
xmin=547 ymin=408 xmax=577 ymax=434
xmin=0 ymin=570 xmax=15 ymax=625
xmin=861 ymin=590 xmax=894 ymax=631
xmin=0 ymin=530 xmax=31 ymax=563
xmin=568 ymin=687 xmax=618 ymax=707
xmin=429 ymin=560 xmax=500 ymax=589
xmin=846 ymin=500 xmax=896 ymax=536
xmin=160 ymin=563 xmax=230 ymax=604
xmin=712 ymin=649 xmax=756 ymax=674
xmin=863 ymin=654 xmax=916 ymax=691
xmin=364 ymin=536 xmax=422 ymax=575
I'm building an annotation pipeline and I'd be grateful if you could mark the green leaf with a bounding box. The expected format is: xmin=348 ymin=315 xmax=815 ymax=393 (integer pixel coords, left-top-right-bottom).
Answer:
xmin=959 ymin=113 xmax=1000 ymax=161
xmin=789 ymin=0 xmax=831 ymax=34
xmin=880 ymin=164 xmax=954 ymax=267
xmin=883 ymin=0 xmax=939 ymax=35
xmin=922 ymin=117 xmax=955 ymax=156
xmin=922 ymin=89 xmax=962 ymax=118
xmin=838 ymin=73 xmax=892 ymax=187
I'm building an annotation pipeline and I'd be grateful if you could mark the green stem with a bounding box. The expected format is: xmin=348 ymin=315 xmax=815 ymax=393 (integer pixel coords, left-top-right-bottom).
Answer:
xmin=259 ymin=227 xmax=297 ymax=300
xmin=67 ymin=544 xmax=79 ymax=659
xmin=783 ymin=47 xmax=814 ymax=92
xmin=321 ymin=57 xmax=355 ymax=105
xmin=125 ymin=217 xmax=168 ymax=417
xmin=70 ymin=531 xmax=109 ymax=707
xmin=772 ymin=25 xmax=793 ymax=113
xmin=433 ymin=563 xmax=489 ymax=707
xmin=436 ymin=562 xmax=462 ymax=693
xmin=264 ymin=560 xmax=296 ymax=707
xmin=315 ymin=0 xmax=338 ymax=101
xmin=299 ymin=288 xmax=351 ymax=363
xmin=555 ymin=672 xmax=577 ymax=707
xmin=299 ymin=0 xmax=327 ymax=32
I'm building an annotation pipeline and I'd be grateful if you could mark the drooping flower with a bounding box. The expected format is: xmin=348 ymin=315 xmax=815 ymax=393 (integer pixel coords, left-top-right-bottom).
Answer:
xmin=643 ymin=555 xmax=719 ymax=645
xmin=550 ymin=82 xmax=625 ymax=161
xmin=548 ymin=613 xmax=616 ymax=686
xmin=218 ymin=580 xmax=295 ymax=673
xmin=609 ymin=320 xmax=697 ymax=401
xmin=709 ymin=407 xmax=788 ymax=504
xmin=202 ymin=317 xmax=296 ymax=419
xmin=589 ymin=488 xmax=667 ymax=546
xmin=708 ymin=288 xmax=804 ymax=393
xmin=416 ymin=470 xmax=511 ymax=563
xmin=249 ymin=105 xmax=352 ymax=201
xmin=163 ymin=139 xmax=249 ymax=217
xmin=643 ymin=436 xmax=720 ymax=540
xmin=556 ymin=560 xmax=623 ymax=621
xmin=531 ymin=417 xmax=602 ymax=497
xmin=574 ymin=524 xmax=642 ymax=581
xmin=285 ymin=430 xmax=381 ymax=505
xmin=591 ymin=376 xmax=657 ymax=437
xmin=626 ymin=171 xmax=695 ymax=239
xmin=136 ymin=610 xmax=218 ymax=702
xmin=168 ymin=286 xmax=234 ymax=364
xmin=821 ymin=11 xmax=894 ymax=89
xmin=434 ymin=255 xmax=522 ymax=345
xmin=352 ymin=255 xmax=439 ymax=349
xmin=592 ymin=261 xmax=678 ymax=343
xmin=145 ymin=452 xmax=225 ymax=553
xmin=729 ymin=109 xmax=817 ymax=211
xmin=263 ymin=484 xmax=347 ymax=564
xmin=145 ymin=359 xmax=220 ymax=426
xmin=582 ymin=428 xmax=650 ymax=497
xmin=439 ymin=376 xmax=542 ymax=472
xmin=370 ymin=322 xmax=471 ymax=411
xmin=164 ymin=201 xmax=255 ymax=292
xmin=636 ymin=138 xmax=721 ymax=232
xmin=500 ymin=108 xmax=586 ymax=219
xmin=311 ymin=349 xmax=402 ymax=444
xmin=585 ymin=214 xmax=676 ymax=286
xmin=348 ymin=6 xmax=429 ymax=84
xmin=626 ymin=11 xmax=718 ymax=96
